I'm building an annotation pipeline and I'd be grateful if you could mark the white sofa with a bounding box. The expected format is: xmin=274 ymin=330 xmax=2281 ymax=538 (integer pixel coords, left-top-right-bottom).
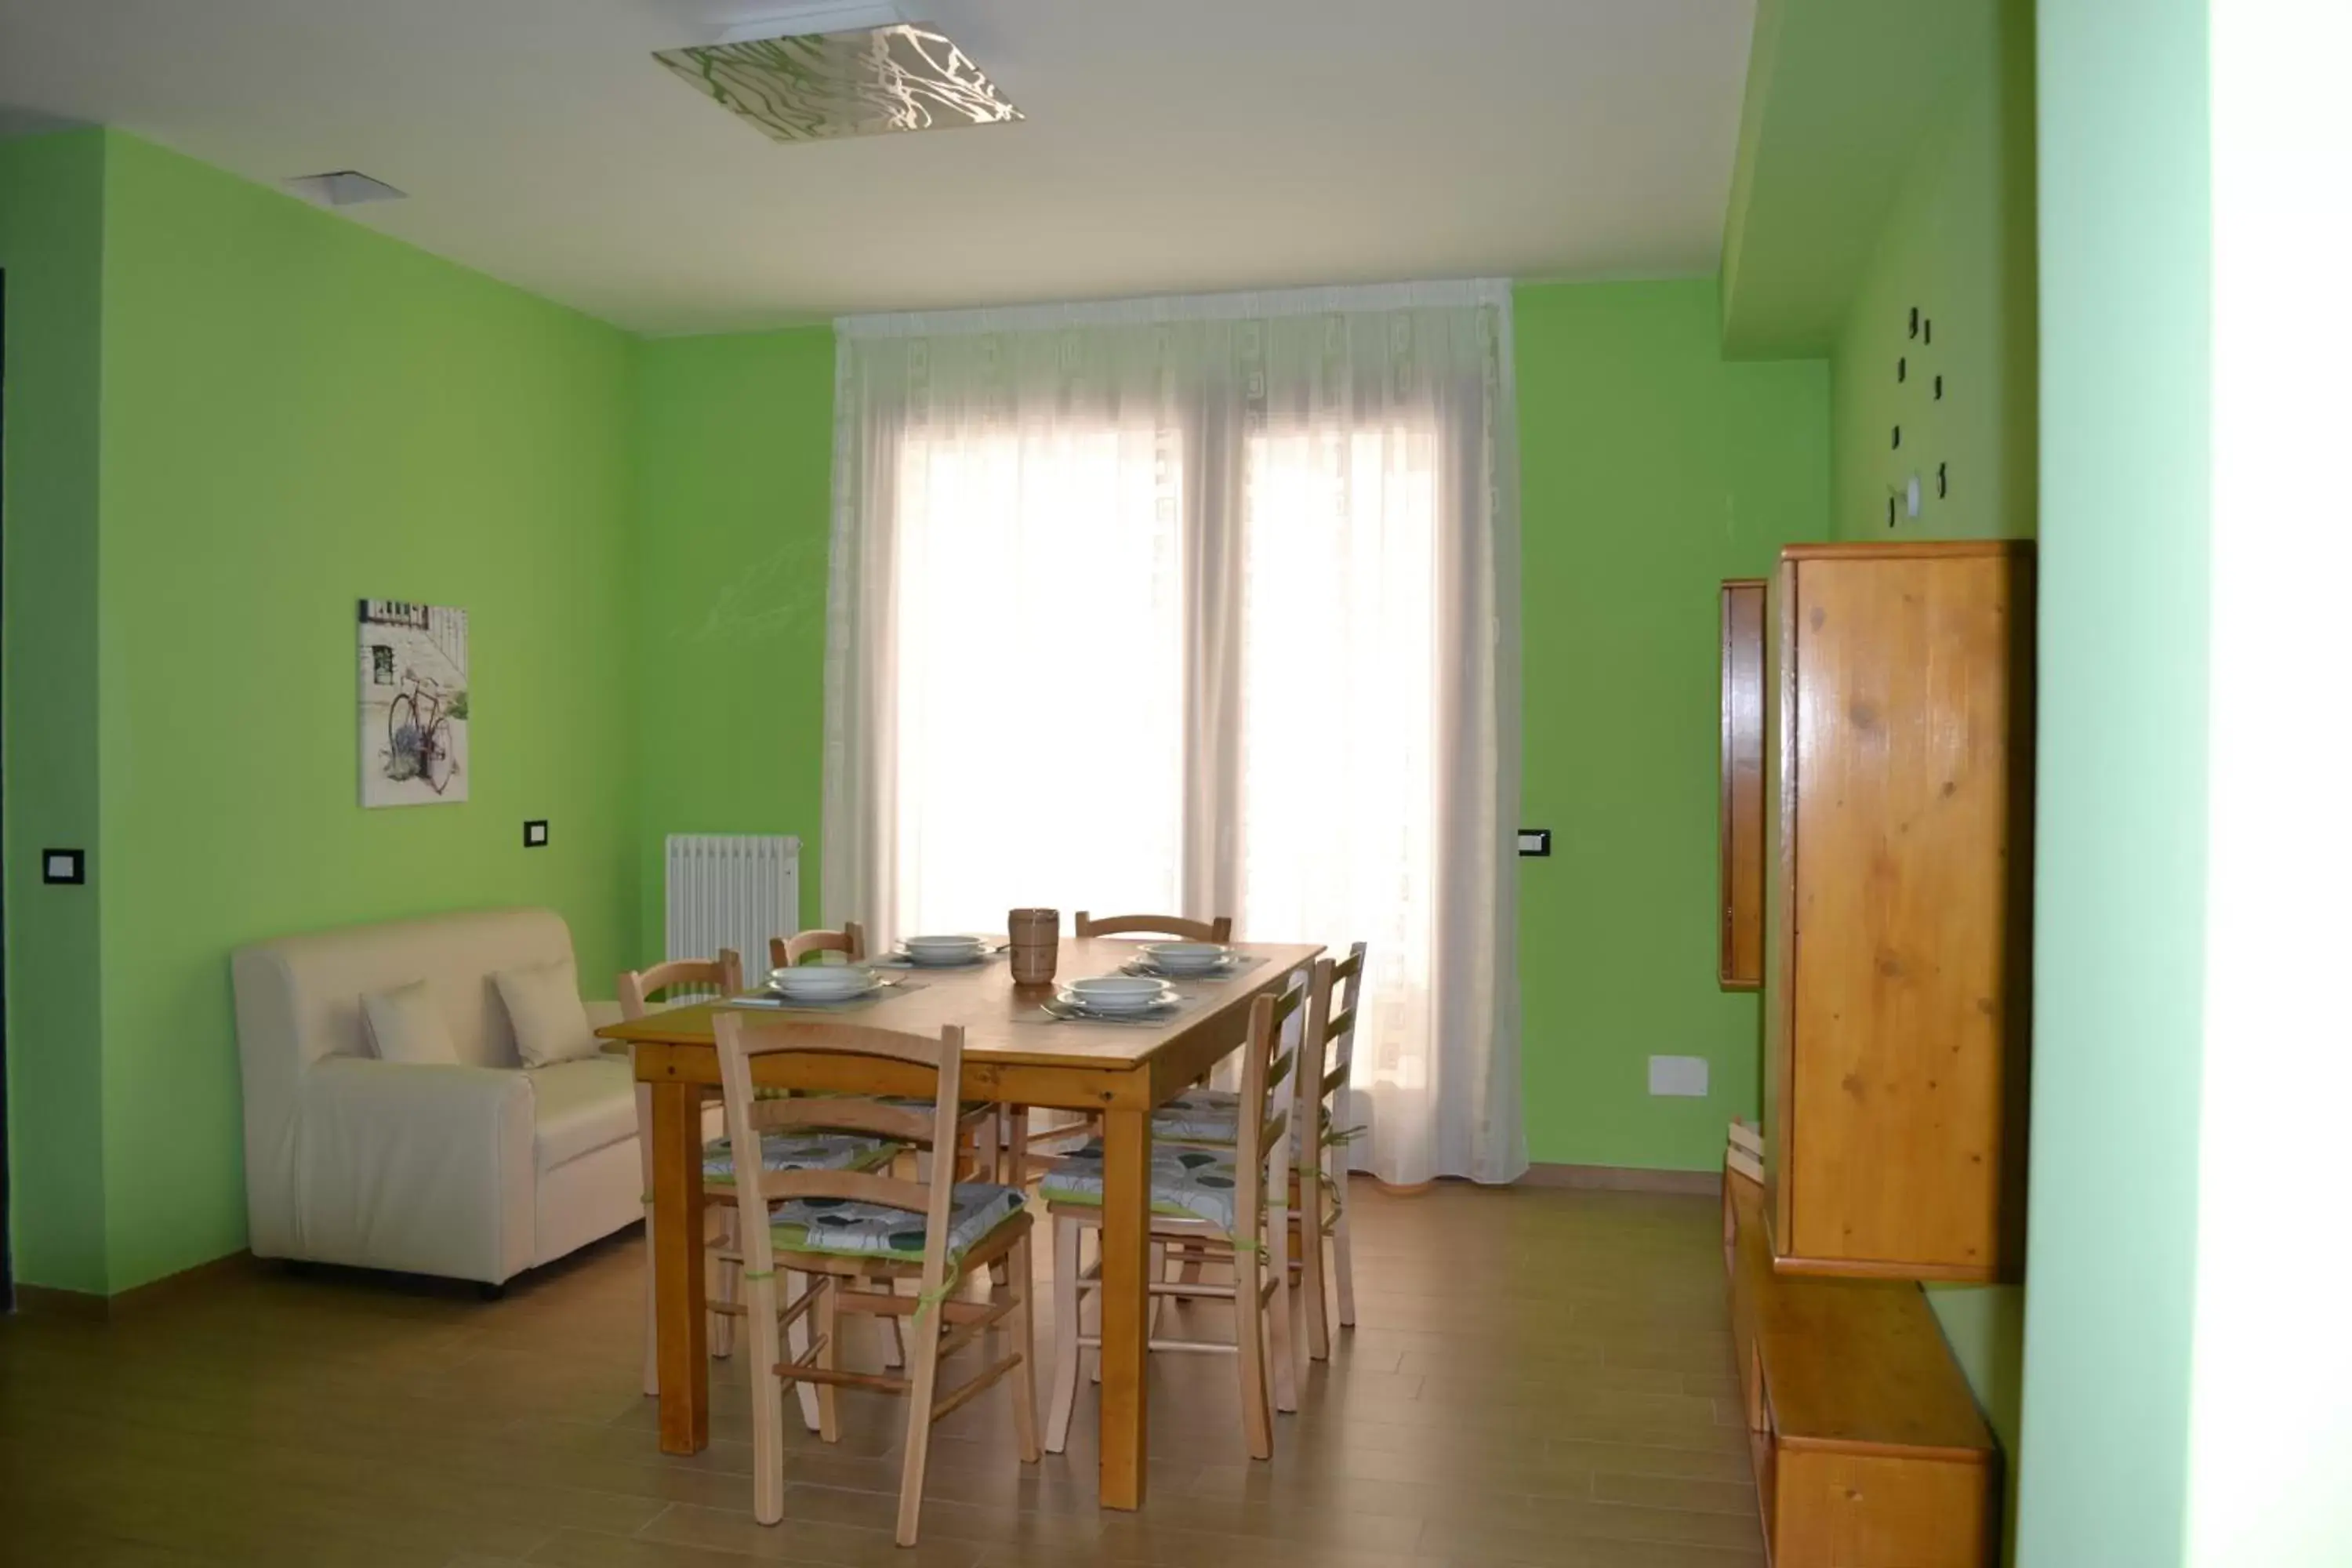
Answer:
xmin=232 ymin=907 xmax=649 ymax=1288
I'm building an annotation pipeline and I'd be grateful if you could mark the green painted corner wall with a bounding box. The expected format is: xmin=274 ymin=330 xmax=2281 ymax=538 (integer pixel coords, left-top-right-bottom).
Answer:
xmin=1798 ymin=2 xmax=2038 ymax=1547
xmin=0 ymin=129 xmax=111 ymax=1294
xmin=1830 ymin=0 xmax=2038 ymax=543
xmin=1515 ymin=279 xmax=1828 ymax=1170
xmin=2016 ymin=1 xmax=2209 ymax=1563
xmin=629 ymin=328 xmax=835 ymax=962
xmin=75 ymin=132 xmax=641 ymax=1291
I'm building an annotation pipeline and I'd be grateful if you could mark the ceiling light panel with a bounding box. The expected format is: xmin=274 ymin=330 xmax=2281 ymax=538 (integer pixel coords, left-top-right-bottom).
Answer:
xmin=654 ymin=23 xmax=1022 ymax=143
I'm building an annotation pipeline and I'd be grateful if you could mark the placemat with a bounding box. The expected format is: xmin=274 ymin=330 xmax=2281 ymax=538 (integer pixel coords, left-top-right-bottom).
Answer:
xmin=722 ymin=978 xmax=929 ymax=1016
xmin=869 ymin=945 xmax=1010 ymax=971
xmin=1013 ymin=989 xmax=1210 ymax=1028
xmin=1115 ymin=950 xmax=1269 ymax=985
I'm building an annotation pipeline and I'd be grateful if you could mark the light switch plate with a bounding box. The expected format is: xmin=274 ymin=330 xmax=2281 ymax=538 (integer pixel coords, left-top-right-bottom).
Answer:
xmin=1647 ymin=1054 xmax=1709 ymax=1098
xmin=1517 ymin=829 xmax=1552 ymax=857
xmin=523 ymin=820 xmax=550 ymax=848
xmin=42 ymin=848 xmax=85 ymax=885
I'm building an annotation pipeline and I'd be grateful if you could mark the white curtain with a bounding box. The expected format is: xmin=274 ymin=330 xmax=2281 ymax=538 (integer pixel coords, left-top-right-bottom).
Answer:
xmin=825 ymin=281 xmax=1526 ymax=1185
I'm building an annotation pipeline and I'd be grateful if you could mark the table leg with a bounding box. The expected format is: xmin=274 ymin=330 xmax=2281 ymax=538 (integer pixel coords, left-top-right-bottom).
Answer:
xmin=1097 ymin=1105 xmax=1151 ymax=1510
xmin=652 ymin=1079 xmax=710 ymax=1455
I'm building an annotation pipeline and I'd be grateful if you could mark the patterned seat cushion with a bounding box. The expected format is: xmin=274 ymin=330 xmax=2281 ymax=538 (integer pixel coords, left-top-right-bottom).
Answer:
xmin=767 ymin=1182 xmax=1025 ymax=1263
xmin=1039 ymin=1142 xmax=1243 ymax=1233
xmin=702 ymin=1129 xmax=902 ymax=1184
xmin=1151 ymin=1087 xmax=1242 ymax=1144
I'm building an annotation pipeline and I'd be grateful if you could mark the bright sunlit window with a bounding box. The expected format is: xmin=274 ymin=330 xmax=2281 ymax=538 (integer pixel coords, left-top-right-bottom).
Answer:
xmin=890 ymin=424 xmax=1186 ymax=935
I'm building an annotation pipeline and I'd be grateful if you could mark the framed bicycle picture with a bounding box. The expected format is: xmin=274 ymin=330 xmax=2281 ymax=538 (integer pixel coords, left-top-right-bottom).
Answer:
xmin=358 ymin=599 xmax=469 ymax=807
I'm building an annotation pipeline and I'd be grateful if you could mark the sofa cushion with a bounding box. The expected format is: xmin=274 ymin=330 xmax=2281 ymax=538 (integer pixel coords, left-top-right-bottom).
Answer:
xmin=530 ymin=1058 xmax=637 ymax=1171
xmin=497 ymin=957 xmax=601 ymax=1068
xmin=361 ymin=979 xmax=459 ymax=1067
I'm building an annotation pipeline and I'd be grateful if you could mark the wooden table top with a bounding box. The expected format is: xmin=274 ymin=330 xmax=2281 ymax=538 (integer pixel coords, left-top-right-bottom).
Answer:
xmin=594 ymin=937 xmax=1323 ymax=1073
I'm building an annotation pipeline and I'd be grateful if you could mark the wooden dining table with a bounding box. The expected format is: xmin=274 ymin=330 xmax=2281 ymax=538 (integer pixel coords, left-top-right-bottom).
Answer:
xmin=593 ymin=935 xmax=1322 ymax=1512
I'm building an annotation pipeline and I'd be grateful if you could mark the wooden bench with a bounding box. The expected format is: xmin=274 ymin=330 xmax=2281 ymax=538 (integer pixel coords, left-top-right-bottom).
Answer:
xmin=1724 ymin=1167 xmax=1998 ymax=1565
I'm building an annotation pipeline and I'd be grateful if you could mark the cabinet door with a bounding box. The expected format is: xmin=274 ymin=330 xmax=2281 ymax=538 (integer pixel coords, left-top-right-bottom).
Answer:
xmin=1719 ymin=579 xmax=1768 ymax=989
xmin=1781 ymin=546 xmax=2031 ymax=1279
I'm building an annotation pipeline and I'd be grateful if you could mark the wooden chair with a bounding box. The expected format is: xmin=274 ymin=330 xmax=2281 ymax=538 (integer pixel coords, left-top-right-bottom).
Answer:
xmin=1294 ymin=943 xmax=1367 ymax=1361
xmin=711 ymin=1010 xmax=1039 ymax=1545
xmin=1009 ymin=912 xmax=1238 ymax=1185
xmin=622 ymin=951 xmax=908 ymax=1422
xmin=619 ymin=952 xmax=745 ymax=1390
xmin=1040 ymin=982 xmax=1304 ymax=1459
xmin=1071 ymin=911 xmax=1234 ymax=943
xmin=770 ymin=921 xmax=867 ymax=971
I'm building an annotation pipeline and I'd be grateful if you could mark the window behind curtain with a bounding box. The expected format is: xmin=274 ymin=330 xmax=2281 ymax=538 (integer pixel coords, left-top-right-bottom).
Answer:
xmin=891 ymin=424 xmax=1185 ymax=935
xmin=1237 ymin=426 xmax=1439 ymax=1089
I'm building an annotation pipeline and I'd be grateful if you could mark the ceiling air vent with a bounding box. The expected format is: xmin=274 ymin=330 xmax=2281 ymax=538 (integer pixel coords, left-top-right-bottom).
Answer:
xmin=282 ymin=170 xmax=406 ymax=208
xmin=655 ymin=2 xmax=1021 ymax=144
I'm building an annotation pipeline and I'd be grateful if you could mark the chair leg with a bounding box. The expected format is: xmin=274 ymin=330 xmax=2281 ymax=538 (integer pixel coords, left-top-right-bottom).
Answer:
xmin=1044 ymin=1217 xmax=1082 ymax=1454
xmin=812 ymin=1273 xmax=842 ymax=1443
xmin=640 ymin=1201 xmax=660 ymax=1398
xmin=1235 ymin=1236 xmax=1274 ymax=1461
xmin=1301 ymin=1171 xmax=1331 ymax=1362
xmin=1007 ymin=1232 xmax=1041 ymax=1465
xmin=784 ymin=1269 xmax=822 ymax=1432
xmin=711 ymin=1209 xmax=739 ymax=1359
xmin=879 ymin=1308 xmax=906 ymax=1368
xmin=895 ymin=1281 xmax=946 ymax=1547
xmin=1267 ymin=1195 xmax=1299 ymax=1414
xmin=745 ymin=1271 xmax=787 ymax=1525
xmin=1146 ymin=1241 xmax=1167 ymax=1337
xmin=1331 ymin=1168 xmax=1356 ymax=1329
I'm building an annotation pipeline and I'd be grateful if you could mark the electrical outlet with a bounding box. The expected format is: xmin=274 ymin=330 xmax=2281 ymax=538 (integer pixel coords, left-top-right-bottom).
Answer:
xmin=1647 ymin=1055 xmax=1709 ymax=1098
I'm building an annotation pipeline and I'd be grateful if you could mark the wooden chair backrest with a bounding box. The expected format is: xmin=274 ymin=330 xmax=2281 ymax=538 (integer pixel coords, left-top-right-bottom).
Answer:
xmin=1072 ymin=911 xmax=1234 ymax=943
xmin=618 ymin=950 xmax=744 ymax=1020
xmin=1238 ymin=981 xmax=1305 ymax=1236
xmin=1297 ymin=943 xmax=1368 ymax=1156
xmin=771 ymin=922 xmax=868 ymax=971
xmin=713 ymin=1011 xmax=967 ymax=1307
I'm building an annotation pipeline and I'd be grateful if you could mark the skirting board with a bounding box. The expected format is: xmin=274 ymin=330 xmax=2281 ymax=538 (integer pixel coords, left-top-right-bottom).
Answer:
xmin=1520 ymin=1163 xmax=1723 ymax=1196
xmin=9 ymin=1250 xmax=257 ymax=1322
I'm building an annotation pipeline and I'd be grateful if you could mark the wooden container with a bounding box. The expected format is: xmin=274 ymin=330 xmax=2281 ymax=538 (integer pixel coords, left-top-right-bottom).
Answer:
xmin=1007 ymin=908 xmax=1060 ymax=985
xmin=1719 ymin=578 xmax=1767 ymax=990
xmin=1762 ymin=541 xmax=2034 ymax=1280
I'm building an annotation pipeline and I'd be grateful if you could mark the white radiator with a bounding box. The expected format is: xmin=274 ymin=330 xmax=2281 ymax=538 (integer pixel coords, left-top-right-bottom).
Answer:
xmin=664 ymin=834 xmax=800 ymax=971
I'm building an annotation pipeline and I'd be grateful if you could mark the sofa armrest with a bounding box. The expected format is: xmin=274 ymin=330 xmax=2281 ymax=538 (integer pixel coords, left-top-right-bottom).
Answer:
xmin=295 ymin=1057 xmax=536 ymax=1283
xmin=583 ymin=999 xmax=623 ymax=1030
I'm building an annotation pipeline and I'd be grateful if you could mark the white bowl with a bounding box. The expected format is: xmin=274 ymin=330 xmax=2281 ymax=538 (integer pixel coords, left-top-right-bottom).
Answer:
xmin=770 ymin=964 xmax=877 ymax=997
xmin=1064 ymin=975 xmax=1175 ymax=1014
xmin=1141 ymin=941 xmax=1228 ymax=973
xmin=902 ymin=934 xmax=987 ymax=965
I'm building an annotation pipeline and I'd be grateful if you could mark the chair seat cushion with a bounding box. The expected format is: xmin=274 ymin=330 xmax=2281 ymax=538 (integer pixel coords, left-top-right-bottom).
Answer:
xmin=704 ymin=1130 xmax=902 ymax=1184
xmin=529 ymin=1058 xmax=637 ymax=1171
xmin=1151 ymin=1087 xmax=1242 ymax=1144
xmin=1040 ymin=1143 xmax=1242 ymax=1232
xmin=768 ymin=1183 xmax=1025 ymax=1262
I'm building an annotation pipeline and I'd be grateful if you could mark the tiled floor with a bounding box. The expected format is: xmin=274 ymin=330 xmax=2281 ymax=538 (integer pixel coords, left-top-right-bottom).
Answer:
xmin=0 ymin=1182 xmax=1762 ymax=1566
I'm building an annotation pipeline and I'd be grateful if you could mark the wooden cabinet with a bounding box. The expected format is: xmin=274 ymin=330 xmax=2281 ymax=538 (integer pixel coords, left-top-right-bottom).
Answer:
xmin=1762 ymin=542 xmax=2033 ymax=1280
xmin=1726 ymin=1170 xmax=1998 ymax=1566
xmin=1719 ymin=579 xmax=1767 ymax=990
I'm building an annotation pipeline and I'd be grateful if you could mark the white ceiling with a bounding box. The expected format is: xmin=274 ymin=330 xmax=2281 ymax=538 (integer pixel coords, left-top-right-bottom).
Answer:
xmin=0 ymin=0 xmax=1756 ymax=335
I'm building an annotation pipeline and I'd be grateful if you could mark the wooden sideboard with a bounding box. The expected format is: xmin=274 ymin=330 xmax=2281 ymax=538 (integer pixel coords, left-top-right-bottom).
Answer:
xmin=1726 ymin=1167 xmax=1997 ymax=1566
xmin=1760 ymin=542 xmax=2034 ymax=1280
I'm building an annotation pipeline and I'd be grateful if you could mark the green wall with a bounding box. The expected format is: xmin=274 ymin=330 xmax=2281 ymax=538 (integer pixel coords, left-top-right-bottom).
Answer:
xmin=1830 ymin=0 xmax=2037 ymax=543
xmin=1809 ymin=0 xmax=2038 ymax=1542
xmin=1514 ymin=279 xmax=1827 ymax=1169
xmin=628 ymin=329 xmax=834 ymax=960
xmin=2016 ymin=0 xmax=2209 ymax=1563
xmin=0 ymin=129 xmax=110 ymax=1294
xmin=2 ymin=132 xmax=641 ymax=1293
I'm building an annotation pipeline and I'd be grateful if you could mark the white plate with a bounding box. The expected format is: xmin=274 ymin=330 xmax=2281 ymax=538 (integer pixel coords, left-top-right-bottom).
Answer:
xmin=1135 ymin=942 xmax=1233 ymax=975
xmin=769 ymin=965 xmax=881 ymax=1000
xmin=899 ymin=935 xmax=989 ymax=966
xmin=1062 ymin=975 xmax=1176 ymax=1014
